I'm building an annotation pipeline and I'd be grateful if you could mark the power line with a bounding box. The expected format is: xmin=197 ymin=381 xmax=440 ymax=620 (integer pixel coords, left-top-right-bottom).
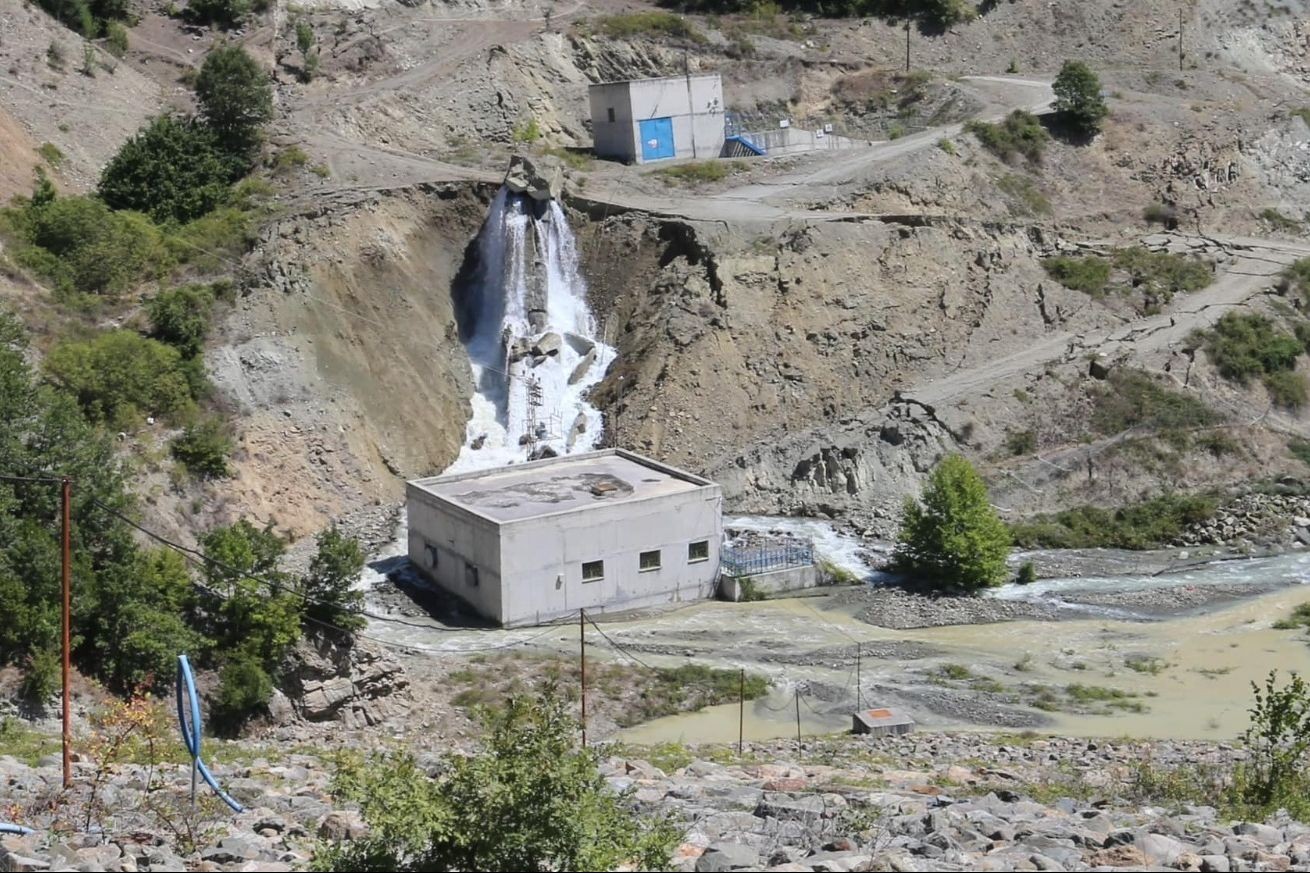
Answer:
xmin=0 ymin=473 xmax=68 ymax=484
xmin=583 ymin=613 xmax=656 ymax=671
xmin=87 ymin=497 xmax=569 ymax=644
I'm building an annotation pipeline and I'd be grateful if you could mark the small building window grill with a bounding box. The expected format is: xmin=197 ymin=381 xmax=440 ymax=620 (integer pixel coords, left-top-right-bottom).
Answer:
xmin=582 ymin=560 xmax=604 ymax=582
xmin=688 ymin=540 xmax=709 ymax=562
xmin=639 ymin=549 xmax=661 ymax=572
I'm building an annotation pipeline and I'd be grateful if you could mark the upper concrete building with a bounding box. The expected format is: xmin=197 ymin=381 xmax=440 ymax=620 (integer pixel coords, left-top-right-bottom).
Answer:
xmin=589 ymin=74 xmax=725 ymax=164
xmin=406 ymin=449 xmax=723 ymax=626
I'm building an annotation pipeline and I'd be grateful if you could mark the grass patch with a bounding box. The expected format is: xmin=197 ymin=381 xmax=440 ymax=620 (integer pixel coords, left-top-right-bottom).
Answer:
xmin=272 ymin=145 xmax=309 ymax=172
xmin=1110 ymin=246 xmax=1212 ymax=307
xmin=542 ymin=146 xmax=592 ymax=171
xmin=1125 ymin=655 xmax=1167 ymax=675
xmin=587 ymin=12 xmax=706 ymax=43
xmin=817 ymin=559 xmax=860 ymax=586
xmin=937 ymin=139 xmax=956 ymax=155
xmin=652 ymin=160 xmax=745 ymax=185
xmin=1261 ymin=207 xmax=1303 ymax=232
xmin=937 ymin=663 xmax=974 ymax=681
xmin=966 ymin=110 xmax=1048 ymax=163
xmin=1272 ymin=602 xmax=1310 ymax=632
xmin=1043 ymin=255 xmax=1110 ymax=295
xmin=1288 ymin=438 xmax=1310 ymax=467
xmin=1090 ymin=368 xmax=1220 ymax=436
xmin=37 ymin=142 xmax=64 ymax=167
xmin=997 ymin=173 xmax=1050 ymax=217
xmin=623 ymin=665 xmax=769 ymax=727
xmin=1143 ymin=202 xmax=1178 ymax=227
xmin=1279 ymin=257 xmax=1310 ymax=304
xmin=1010 ymin=493 xmax=1217 ymax=550
xmin=1064 ymin=683 xmax=1146 ymax=712
xmin=1004 ymin=429 xmax=1036 ymax=456
xmin=0 ymin=717 xmax=61 ymax=766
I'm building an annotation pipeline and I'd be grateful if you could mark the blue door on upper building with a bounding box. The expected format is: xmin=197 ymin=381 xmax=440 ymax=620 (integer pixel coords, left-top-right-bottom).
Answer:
xmin=639 ymin=117 xmax=675 ymax=161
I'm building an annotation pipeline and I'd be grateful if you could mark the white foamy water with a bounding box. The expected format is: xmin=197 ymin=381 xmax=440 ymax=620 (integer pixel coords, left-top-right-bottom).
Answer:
xmin=446 ymin=188 xmax=615 ymax=474
xmin=725 ymin=515 xmax=892 ymax=582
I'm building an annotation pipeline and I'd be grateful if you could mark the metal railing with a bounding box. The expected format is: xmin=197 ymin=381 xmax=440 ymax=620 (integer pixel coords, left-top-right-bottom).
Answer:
xmin=721 ymin=540 xmax=815 ymax=578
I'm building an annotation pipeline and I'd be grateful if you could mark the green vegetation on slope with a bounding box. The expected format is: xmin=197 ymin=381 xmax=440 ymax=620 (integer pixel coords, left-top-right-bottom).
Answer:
xmin=1009 ymin=493 xmax=1217 ymax=550
xmin=1043 ymin=247 xmax=1213 ymax=311
xmin=1194 ymin=313 xmax=1309 ymax=410
xmin=966 ymin=110 xmax=1048 ymax=163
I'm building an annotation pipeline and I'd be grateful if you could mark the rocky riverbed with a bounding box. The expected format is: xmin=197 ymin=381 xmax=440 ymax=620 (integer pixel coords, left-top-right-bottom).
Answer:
xmin=2 ymin=731 xmax=1307 ymax=871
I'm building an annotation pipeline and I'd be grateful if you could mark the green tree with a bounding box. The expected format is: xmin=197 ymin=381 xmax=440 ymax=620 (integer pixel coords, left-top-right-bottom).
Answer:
xmin=304 ymin=525 xmax=366 ymax=632
xmin=148 ymin=284 xmax=215 ymax=358
xmin=98 ymin=115 xmax=240 ymax=224
xmin=893 ymin=454 xmax=1011 ymax=591
xmin=1052 ymin=60 xmax=1108 ymax=138
xmin=43 ymin=331 xmax=196 ymax=429
xmin=317 ymin=690 xmax=678 ymax=871
xmin=194 ymin=44 xmax=273 ymax=159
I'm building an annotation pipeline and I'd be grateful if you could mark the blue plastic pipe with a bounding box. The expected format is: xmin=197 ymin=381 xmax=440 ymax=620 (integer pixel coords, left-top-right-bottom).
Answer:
xmin=0 ymin=823 xmax=33 ymax=835
xmin=175 ymin=655 xmax=244 ymax=812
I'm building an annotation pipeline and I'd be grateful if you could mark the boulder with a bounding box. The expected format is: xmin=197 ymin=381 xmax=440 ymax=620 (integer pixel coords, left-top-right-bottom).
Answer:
xmin=696 ymin=842 xmax=761 ymax=872
xmin=532 ymin=332 xmax=562 ymax=357
xmin=318 ymin=810 xmax=368 ymax=841
xmin=568 ymin=347 xmax=597 ymax=385
xmin=504 ymin=155 xmax=562 ymax=202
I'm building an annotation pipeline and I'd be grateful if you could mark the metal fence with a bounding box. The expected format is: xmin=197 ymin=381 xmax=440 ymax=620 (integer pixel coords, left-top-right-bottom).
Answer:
xmin=721 ymin=541 xmax=815 ymax=578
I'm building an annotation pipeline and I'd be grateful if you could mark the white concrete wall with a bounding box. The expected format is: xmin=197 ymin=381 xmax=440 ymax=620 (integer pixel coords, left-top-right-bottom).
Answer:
xmin=719 ymin=565 xmax=819 ymax=601
xmin=496 ymin=485 xmax=723 ymax=626
xmin=728 ymin=127 xmax=870 ymax=157
xmin=589 ymin=82 xmax=636 ymax=163
xmin=406 ymin=484 xmax=504 ymax=622
xmin=628 ymin=75 xmax=724 ymax=162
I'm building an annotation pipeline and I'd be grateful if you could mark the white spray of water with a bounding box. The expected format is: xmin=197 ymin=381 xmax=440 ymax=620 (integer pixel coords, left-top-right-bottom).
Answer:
xmin=447 ymin=188 xmax=615 ymax=473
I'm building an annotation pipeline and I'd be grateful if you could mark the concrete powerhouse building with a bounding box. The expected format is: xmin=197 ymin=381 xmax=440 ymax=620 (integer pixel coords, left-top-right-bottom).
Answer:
xmin=589 ymin=74 xmax=725 ymax=164
xmin=406 ymin=450 xmax=724 ymax=626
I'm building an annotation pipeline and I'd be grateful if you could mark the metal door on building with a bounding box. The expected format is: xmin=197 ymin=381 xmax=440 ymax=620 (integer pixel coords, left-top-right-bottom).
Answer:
xmin=639 ymin=117 xmax=675 ymax=161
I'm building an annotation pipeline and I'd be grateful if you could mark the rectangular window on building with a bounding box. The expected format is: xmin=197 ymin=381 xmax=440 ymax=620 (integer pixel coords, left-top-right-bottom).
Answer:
xmin=464 ymin=562 xmax=479 ymax=587
xmin=607 ymin=106 xmax=616 ymax=123
xmin=688 ymin=540 xmax=710 ymax=563
xmin=639 ymin=549 xmax=661 ymax=572
xmin=582 ymin=560 xmax=604 ymax=582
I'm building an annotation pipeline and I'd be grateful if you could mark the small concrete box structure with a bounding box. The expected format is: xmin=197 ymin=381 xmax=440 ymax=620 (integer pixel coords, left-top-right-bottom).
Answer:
xmin=852 ymin=707 xmax=916 ymax=736
xmin=589 ymin=74 xmax=725 ymax=164
xmin=406 ymin=449 xmax=723 ymax=626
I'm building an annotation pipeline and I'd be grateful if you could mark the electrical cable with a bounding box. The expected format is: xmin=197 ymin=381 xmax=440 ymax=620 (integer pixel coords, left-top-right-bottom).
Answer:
xmin=582 ymin=613 xmax=656 ymax=671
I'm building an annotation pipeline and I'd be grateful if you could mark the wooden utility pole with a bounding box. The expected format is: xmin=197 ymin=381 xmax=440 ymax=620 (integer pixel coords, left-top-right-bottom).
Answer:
xmin=1178 ymin=9 xmax=1184 ymax=72
xmin=855 ymin=643 xmax=862 ymax=709
xmin=60 ymin=477 xmax=71 ymax=790
xmin=905 ymin=17 xmax=911 ymax=74
xmin=794 ymin=689 xmax=801 ymax=751
xmin=737 ymin=669 xmax=745 ymax=755
xmin=579 ymin=608 xmax=587 ymax=748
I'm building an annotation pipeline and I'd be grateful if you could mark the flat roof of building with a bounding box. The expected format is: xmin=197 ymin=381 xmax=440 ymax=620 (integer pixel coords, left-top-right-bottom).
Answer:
xmin=407 ymin=449 xmax=715 ymax=524
xmin=590 ymin=73 xmax=722 ymax=89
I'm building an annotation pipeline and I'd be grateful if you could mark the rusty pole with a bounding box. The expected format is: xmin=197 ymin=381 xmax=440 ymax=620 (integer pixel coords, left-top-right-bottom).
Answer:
xmin=61 ymin=477 xmax=71 ymax=790
xmin=580 ymin=608 xmax=587 ymax=748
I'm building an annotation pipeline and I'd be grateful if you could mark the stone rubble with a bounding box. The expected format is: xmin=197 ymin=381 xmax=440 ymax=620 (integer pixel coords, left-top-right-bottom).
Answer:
xmin=4 ymin=732 xmax=1304 ymax=871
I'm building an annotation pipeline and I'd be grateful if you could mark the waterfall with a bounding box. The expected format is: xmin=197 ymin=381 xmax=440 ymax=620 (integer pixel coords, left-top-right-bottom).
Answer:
xmin=447 ymin=187 xmax=616 ymax=474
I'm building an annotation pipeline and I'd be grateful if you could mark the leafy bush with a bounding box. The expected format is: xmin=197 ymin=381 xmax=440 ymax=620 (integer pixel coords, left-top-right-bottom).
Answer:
xmin=304 ymin=526 xmax=366 ymax=631
xmin=1143 ymin=202 xmax=1178 ymax=227
xmin=1265 ymin=369 xmax=1308 ymax=409
xmin=4 ymin=192 xmax=171 ymax=297
xmin=965 ymin=110 xmax=1048 ymax=163
xmin=1052 ymin=60 xmax=1108 ymax=137
xmin=1110 ymin=246 xmax=1212 ymax=306
xmin=166 ymin=198 xmax=265 ymax=271
xmin=1280 ymin=258 xmax=1310 ymax=304
xmin=317 ymin=691 xmax=679 ymax=871
xmin=171 ymin=416 xmax=233 ymax=479
xmin=195 ymin=44 xmax=273 ymax=158
xmin=44 ymin=331 xmax=196 ymax=428
xmin=1010 ymin=493 xmax=1217 ymax=550
xmin=512 ymin=118 xmax=542 ymax=143
xmin=1090 ymin=369 xmax=1219 ymax=436
xmin=1239 ymin=671 xmax=1310 ymax=817
xmin=187 ymin=0 xmax=252 ymax=26
xmin=105 ymin=20 xmax=128 ymax=57
xmin=1197 ymin=313 xmax=1303 ymax=385
xmin=1043 ymin=255 xmax=1110 ymax=295
xmin=1015 ymin=561 xmax=1037 ymax=585
xmin=98 ymin=115 xmax=241 ymax=224
xmin=272 ymin=145 xmax=309 ymax=172
xmin=37 ymin=142 xmax=64 ymax=167
xmin=148 ymin=283 xmax=216 ymax=358
xmin=213 ymin=653 xmax=272 ymax=728
xmin=1261 ymin=207 xmax=1302 ymax=232
xmin=1005 ymin=429 xmax=1036 ymax=456
xmin=35 ymin=0 xmax=130 ymax=38
xmin=893 ymin=454 xmax=1012 ymax=591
